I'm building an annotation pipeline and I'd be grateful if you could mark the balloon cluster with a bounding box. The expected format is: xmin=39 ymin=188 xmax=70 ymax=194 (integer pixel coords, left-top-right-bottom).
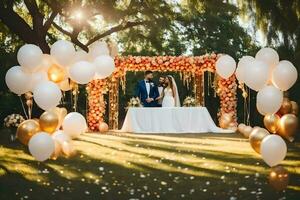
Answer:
xmin=216 ymin=47 xmax=297 ymax=116
xmin=16 ymin=108 xmax=87 ymax=161
xmin=218 ymin=48 xmax=297 ymax=183
xmin=264 ymin=97 xmax=299 ymax=142
xmin=238 ymin=122 xmax=290 ymax=191
xmin=238 ymin=125 xmax=287 ymax=167
xmin=5 ymin=40 xmax=116 ymax=111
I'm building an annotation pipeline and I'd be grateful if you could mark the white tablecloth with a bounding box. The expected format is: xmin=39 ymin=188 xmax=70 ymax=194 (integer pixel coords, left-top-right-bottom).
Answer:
xmin=121 ymin=107 xmax=232 ymax=133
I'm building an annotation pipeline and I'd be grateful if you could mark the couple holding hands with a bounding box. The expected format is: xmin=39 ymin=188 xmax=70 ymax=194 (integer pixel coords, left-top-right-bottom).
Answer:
xmin=135 ymin=70 xmax=180 ymax=108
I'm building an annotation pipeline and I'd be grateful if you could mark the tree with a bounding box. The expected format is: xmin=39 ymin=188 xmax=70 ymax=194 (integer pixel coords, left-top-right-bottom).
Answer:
xmin=239 ymin=0 xmax=300 ymax=104
xmin=118 ymin=0 xmax=258 ymax=58
xmin=0 ymin=0 xmax=177 ymax=53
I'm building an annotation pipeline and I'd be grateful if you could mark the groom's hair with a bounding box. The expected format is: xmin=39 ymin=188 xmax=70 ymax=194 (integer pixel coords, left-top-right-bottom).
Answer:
xmin=145 ymin=70 xmax=153 ymax=76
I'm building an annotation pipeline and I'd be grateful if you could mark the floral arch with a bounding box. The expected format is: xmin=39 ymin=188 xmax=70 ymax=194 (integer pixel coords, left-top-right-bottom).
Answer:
xmin=87 ymin=53 xmax=237 ymax=131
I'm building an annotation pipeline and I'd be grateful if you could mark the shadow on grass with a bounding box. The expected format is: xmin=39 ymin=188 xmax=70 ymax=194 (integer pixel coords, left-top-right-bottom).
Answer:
xmin=0 ymin=131 xmax=300 ymax=200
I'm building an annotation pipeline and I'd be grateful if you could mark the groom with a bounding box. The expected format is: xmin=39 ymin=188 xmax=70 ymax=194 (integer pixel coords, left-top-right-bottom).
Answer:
xmin=135 ymin=71 xmax=159 ymax=107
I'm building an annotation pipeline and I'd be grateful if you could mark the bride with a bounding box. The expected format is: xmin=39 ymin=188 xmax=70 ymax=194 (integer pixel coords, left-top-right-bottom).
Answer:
xmin=160 ymin=75 xmax=180 ymax=107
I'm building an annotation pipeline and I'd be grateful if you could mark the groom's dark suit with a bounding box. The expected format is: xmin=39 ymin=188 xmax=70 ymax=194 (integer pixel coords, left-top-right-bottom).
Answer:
xmin=135 ymin=80 xmax=159 ymax=107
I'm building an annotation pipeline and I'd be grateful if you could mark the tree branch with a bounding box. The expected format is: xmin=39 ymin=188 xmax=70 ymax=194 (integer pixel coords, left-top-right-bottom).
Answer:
xmin=52 ymin=22 xmax=88 ymax=51
xmin=0 ymin=2 xmax=35 ymax=43
xmin=23 ymin=0 xmax=40 ymax=16
xmin=43 ymin=11 xmax=58 ymax=32
xmin=86 ymin=21 xmax=148 ymax=46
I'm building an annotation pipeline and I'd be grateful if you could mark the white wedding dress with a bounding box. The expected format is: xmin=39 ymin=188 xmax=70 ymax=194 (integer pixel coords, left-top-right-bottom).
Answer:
xmin=162 ymin=88 xmax=175 ymax=107
xmin=162 ymin=76 xmax=180 ymax=107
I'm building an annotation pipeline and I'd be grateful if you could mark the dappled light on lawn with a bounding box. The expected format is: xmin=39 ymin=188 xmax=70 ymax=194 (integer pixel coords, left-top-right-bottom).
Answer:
xmin=1 ymin=133 xmax=300 ymax=199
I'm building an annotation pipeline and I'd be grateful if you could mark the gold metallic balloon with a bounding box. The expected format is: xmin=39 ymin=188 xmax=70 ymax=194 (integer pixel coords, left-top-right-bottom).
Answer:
xmin=47 ymin=64 xmax=66 ymax=83
xmin=49 ymin=107 xmax=68 ymax=129
xmin=99 ymin=122 xmax=109 ymax=133
xmin=279 ymin=98 xmax=292 ymax=115
xmin=249 ymin=127 xmax=270 ymax=153
xmin=243 ymin=126 xmax=253 ymax=138
xmin=16 ymin=120 xmax=40 ymax=145
xmin=39 ymin=111 xmax=59 ymax=134
xmin=278 ymin=114 xmax=298 ymax=142
xmin=269 ymin=166 xmax=289 ymax=191
xmin=219 ymin=114 xmax=232 ymax=129
xmin=237 ymin=123 xmax=246 ymax=134
xmin=264 ymin=114 xmax=280 ymax=134
xmin=290 ymin=101 xmax=299 ymax=116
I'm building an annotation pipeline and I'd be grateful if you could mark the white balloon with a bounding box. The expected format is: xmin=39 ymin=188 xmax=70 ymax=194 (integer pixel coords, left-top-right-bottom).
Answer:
xmin=88 ymin=41 xmax=109 ymax=60
xmin=216 ymin=55 xmax=236 ymax=79
xmin=261 ymin=135 xmax=287 ymax=167
xmin=29 ymin=71 xmax=48 ymax=91
xmin=69 ymin=61 xmax=95 ymax=84
xmin=255 ymin=47 xmax=279 ymax=68
xmin=62 ymin=112 xmax=87 ymax=138
xmin=52 ymin=130 xmax=71 ymax=145
xmin=72 ymin=50 xmax=89 ymax=63
xmin=37 ymin=54 xmax=53 ymax=72
xmin=28 ymin=132 xmax=55 ymax=161
xmin=51 ymin=40 xmax=75 ymax=66
xmin=93 ymin=55 xmax=115 ymax=79
xmin=5 ymin=66 xmax=31 ymax=95
xmin=272 ymin=60 xmax=298 ymax=91
xmin=256 ymin=85 xmax=283 ymax=115
xmin=235 ymin=56 xmax=255 ymax=83
xmin=244 ymin=59 xmax=270 ymax=91
xmin=17 ymin=44 xmax=43 ymax=73
xmin=33 ymin=81 xmax=62 ymax=110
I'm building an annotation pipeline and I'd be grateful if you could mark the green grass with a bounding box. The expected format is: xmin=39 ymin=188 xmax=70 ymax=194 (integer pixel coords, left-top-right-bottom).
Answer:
xmin=0 ymin=130 xmax=300 ymax=200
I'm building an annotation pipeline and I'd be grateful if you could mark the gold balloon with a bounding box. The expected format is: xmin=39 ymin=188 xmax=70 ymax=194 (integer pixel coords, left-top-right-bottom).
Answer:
xmin=99 ymin=122 xmax=109 ymax=133
xmin=269 ymin=166 xmax=289 ymax=191
xmin=279 ymin=98 xmax=292 ymax=115
xmin=39 ymin=111 xmax=59 ymax=134
xmin=264 ymin=114 xmax=280 ymax=133
xmin=238 ymin=123 xmax=246 ymax=134
xmin=249 ymin=127 xmax=270 ymax=153
xmin=49 ymin=107 xmax=68 ymax=129
xmin=47 ymin=64 xmax=66 ymax=83
xmin=16 ymin=120 xmax=40 ymax=145
xmin=219 ymin=114 xmax=233 ymax=129
xmin=290 ymin=101 xmax=299 ymax=116
xmin=243 ymin=126 xmax=253 ymax=138
xmin=278 ymin=114 xmax=298 ymax=142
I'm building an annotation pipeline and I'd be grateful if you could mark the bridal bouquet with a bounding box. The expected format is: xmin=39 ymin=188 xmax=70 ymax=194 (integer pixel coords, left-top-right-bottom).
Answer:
xmin=126 ymin=97 xmax=142 ymax=109
xmin=183 ymin=96 xmax=196 ymax=107
xmin=3 ymin=114 xmax=25 ymax=128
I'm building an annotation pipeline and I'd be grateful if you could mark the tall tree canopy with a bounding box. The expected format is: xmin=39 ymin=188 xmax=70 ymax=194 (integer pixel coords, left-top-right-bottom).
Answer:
xmin=0 ymin=0 xmax=176 ymax=52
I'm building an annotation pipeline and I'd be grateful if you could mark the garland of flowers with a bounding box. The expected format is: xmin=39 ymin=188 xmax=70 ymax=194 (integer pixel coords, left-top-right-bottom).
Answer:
xmin=87 ymin=54 xmax=237 ymax=130
xmin=86 ymin=79 xmax=108 ymax=131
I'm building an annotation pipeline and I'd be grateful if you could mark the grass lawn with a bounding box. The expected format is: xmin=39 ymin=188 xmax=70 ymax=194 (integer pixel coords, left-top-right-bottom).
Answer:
xmin=0 ymin=130 xmax=300 ymax=200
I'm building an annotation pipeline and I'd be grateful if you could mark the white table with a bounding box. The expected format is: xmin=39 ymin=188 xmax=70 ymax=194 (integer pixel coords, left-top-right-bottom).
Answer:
xmin=121 ymin=107 xmax=232 ymax=133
